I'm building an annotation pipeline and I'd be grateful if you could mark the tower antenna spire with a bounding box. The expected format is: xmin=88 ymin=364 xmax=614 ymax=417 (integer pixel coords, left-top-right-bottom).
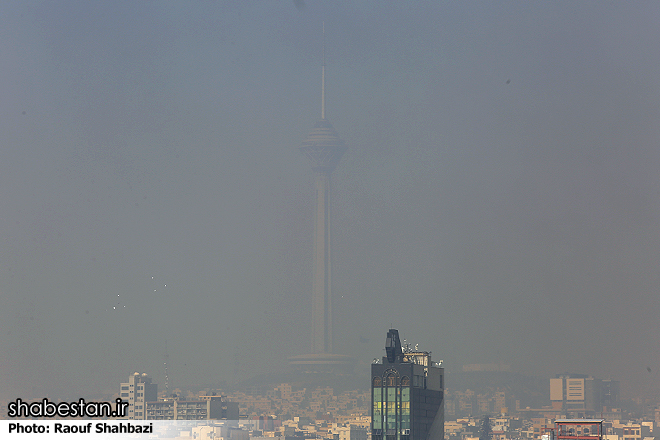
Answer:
xmin=163 ymin=340 xmax=170 ymax=397
xmin=321 ymin=21 xmax=326 ymax=120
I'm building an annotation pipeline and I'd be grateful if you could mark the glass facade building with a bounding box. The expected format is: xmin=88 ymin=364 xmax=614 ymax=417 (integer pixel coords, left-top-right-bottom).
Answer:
xmin=371 ymin=329 xmax=444 ymax=440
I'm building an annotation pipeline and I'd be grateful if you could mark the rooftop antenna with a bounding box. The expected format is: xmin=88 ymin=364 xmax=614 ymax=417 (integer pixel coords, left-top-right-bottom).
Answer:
xmin=163 ymin=340 xmax=170 ymax=397
xmin=321 ymin=21 xmax=326 ymax=120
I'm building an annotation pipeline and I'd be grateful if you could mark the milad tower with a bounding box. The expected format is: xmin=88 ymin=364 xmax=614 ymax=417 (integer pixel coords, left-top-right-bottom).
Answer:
xmin=289 ymin=27 xmax=354 ymax=372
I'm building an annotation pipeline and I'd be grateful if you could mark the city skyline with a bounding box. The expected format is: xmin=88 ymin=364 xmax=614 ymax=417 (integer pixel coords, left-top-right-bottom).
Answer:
xmin=2 ymin=2 xmax=660 ymax=402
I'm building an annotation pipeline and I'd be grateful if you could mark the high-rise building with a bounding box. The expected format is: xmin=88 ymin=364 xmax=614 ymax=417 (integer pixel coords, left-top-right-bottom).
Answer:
xmin=288 ymin=26 xmax=353 ymax=372
xmin=371 ymin=329 xmax=444 ymax=440
xmin=119 ymin=372 xmax=158 ymax=419
xmin=550 ymin=374 xmax=620 ymax=415
xmin=600 ymin=379 xmax=620 ymax=409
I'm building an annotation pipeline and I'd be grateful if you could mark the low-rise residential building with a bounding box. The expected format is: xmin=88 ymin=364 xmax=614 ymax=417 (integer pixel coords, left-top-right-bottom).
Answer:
xmin=145 ymin=397 xmax=238 ymax=420
xmin=334 ymin=424 xmax=368 ymax=440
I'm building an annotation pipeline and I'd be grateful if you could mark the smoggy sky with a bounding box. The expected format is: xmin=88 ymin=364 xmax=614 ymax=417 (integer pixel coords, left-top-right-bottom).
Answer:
xmin=2 ymin=1 xmax=660 ymax=401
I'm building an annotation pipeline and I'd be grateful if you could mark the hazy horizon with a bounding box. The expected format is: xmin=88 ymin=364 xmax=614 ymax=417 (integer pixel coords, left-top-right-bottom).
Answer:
xmin=2 ymin=1 xmax=660 ymax=402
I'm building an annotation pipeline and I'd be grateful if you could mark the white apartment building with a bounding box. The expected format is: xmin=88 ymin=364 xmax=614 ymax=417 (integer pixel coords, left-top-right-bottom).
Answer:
xmin=119 ymin=372 xmax=158 ymax=419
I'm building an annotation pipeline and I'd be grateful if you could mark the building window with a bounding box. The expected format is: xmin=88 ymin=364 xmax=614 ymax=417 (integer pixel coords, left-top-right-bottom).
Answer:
xmin=373 ymin=377 xmax=382 ymax=387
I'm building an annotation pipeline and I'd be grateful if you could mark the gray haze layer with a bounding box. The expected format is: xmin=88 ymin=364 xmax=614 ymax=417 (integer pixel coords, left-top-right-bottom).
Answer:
xmin=2 ymin=1 xmax=660 ymax=401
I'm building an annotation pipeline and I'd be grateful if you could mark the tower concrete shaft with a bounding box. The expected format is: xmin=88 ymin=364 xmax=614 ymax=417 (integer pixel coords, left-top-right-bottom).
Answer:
xmin=312 ymin=169 xmax=332 ymax=354
xmin=300 ymin=119 xmax=346 ymax=354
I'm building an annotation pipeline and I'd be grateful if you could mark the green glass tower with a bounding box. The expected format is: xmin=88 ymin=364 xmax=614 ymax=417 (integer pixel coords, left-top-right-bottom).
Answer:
xmin=371 ymin=329 xmax=444 ymax=440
